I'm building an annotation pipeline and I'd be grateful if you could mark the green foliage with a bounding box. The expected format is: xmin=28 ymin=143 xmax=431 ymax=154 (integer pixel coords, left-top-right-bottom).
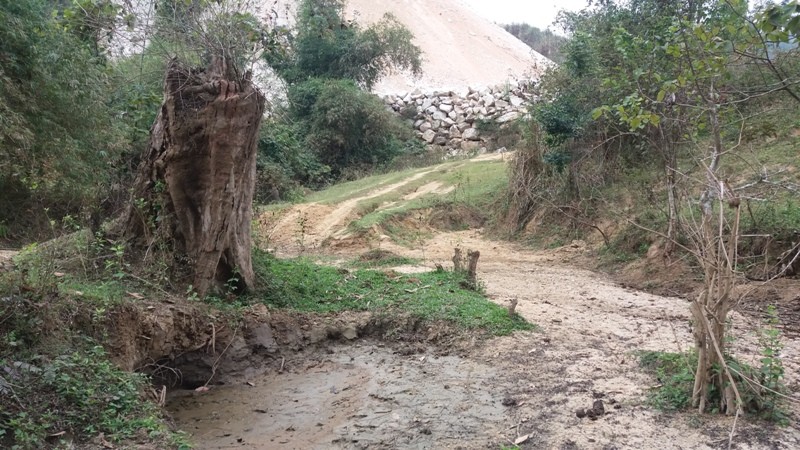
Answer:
xmin=754 ymin=305 xmax=788 ymax=424
xmin=307 ymin=79 xmax=414 ymax=172
xmin=741 ymin=198 xmax=800 ymax=239
xmin=638 ymin=336 xmax=788 ymax=423
xmin=260 ymin=77 xmax=419 ymax=191
xmin=535 ymin=99 xmax=585 ymax=148
xmin=503 ymin=23 xmax=567 ymax=63
xmin=757 ymin=1 xmax=800 ymax=44
xmin=531 ymin=30 xmax=599 ymax=169
xmin=256 ymin=0 xmax=424 ymax=193
xmin=0 ymin=0 xmax=129 ymax=233
xmin=0 ymin=345 xmax=183 ymax=448
xmin=265 ymin=0 xmax=422 ymax=89
xmin=252 ymin=249 xmax=533 ymax=336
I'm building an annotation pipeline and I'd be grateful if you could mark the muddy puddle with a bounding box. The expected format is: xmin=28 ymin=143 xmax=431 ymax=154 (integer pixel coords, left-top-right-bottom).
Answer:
xmin=168 ymin=341 xmax=509 ymax=449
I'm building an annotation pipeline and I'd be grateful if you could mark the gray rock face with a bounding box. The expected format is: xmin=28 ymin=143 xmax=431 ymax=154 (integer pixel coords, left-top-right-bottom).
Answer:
xmin=496 ymin=111 xmax=520 ymax=123
xmin=461 ymin=140 xmax=482 ymax=152
xmin=382 ymin=79 xmax=536 ymax=156
xmin=462 ymin=127 xmax=480 ymax=141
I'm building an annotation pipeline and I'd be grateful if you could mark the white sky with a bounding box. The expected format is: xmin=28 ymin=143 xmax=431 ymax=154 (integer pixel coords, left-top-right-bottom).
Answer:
xmin=461 ymin=0 xmax=588 ymax=31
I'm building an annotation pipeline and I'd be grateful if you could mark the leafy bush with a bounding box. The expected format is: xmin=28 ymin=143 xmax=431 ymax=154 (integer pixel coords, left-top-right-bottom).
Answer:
xmin=265 ymin=0 xmax=422 ymax=90
xmin=258 ymin=78 xmax=419 ymax=195
xmin=256 ymin=0 xmax=425 ymax=195
xmin=638 ymin=340 xmax=788 ymax=422
xmin=257 ymin=118 xmax=330 ymax=199
xmin=305 ymin=78 xmax=414 ymax=173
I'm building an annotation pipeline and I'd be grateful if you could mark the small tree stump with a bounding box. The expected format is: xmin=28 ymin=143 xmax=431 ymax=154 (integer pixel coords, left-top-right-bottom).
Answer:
xmin=452 ymin=247 xmax=464 ymax=272
xmin=467 ymin=250 xmax=480 ymax=285
xmin=508 ymin=298 xmax=518 ymax=316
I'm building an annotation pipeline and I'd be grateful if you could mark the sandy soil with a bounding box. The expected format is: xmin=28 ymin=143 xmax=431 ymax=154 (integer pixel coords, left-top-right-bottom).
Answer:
xmin=169 ymin=158 xmax=800 ymax=449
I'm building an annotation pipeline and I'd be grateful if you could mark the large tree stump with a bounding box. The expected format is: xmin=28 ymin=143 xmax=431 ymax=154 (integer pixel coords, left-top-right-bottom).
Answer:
xmin=121 ymin=57 xmax=265 ymax=297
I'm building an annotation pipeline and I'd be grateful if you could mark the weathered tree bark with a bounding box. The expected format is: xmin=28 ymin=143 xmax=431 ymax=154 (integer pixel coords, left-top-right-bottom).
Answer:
xmin=121 ymin=57 xmax=265 ymax=298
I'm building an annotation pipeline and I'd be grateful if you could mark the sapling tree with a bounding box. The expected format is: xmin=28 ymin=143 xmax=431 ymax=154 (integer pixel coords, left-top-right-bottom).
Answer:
xmin=590 ymin=0 xmax=793 ymax=414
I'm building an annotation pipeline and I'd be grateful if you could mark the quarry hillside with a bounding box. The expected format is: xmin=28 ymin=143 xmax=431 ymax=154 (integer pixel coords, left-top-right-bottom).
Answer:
xmin=265 ymin=0 xmax=551 ymax=93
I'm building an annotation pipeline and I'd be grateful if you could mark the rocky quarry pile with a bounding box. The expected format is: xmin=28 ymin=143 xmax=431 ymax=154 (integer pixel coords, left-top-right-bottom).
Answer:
xmin=384 ymin=79 xmax=536 ymax=155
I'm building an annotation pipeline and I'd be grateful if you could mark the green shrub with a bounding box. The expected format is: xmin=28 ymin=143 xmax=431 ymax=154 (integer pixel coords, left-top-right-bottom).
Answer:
xmin=306 ymin=79 xmax=414 ymax=171
xmin=265 ymin=0 xmax=422 ymax=90
xmin=259 ymin=78 xmax=418 ymax=187
xmin=0 ymin=345 xmax=181 ymax=448
xmin=638 ymin=341 xmax=788 ymax=422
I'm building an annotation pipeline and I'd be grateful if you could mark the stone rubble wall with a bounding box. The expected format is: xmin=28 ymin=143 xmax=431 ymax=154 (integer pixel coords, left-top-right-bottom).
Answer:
xmin=383 ymin=80 xmax=537 ymax=155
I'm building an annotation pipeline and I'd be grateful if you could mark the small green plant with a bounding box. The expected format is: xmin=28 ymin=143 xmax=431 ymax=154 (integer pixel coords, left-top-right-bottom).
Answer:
xmin=225 ymin=270 xmax=241 ymax=295
xmin=186 ymin=285 xmax=199 ymax=302
xmin=638 ymin=351 xmax=696 ymax=411
xmin=61 ymin=214 xmax=81 ymax=232
xmin=639 ymin=342 xmax=789 ymax=424
xmin=295 ymin=212 xmax=309 ymax=251
xmin=103 ymin=241 xmax=127 ymax=279
xmin=754 ymin=305 xmax=787 ymax=423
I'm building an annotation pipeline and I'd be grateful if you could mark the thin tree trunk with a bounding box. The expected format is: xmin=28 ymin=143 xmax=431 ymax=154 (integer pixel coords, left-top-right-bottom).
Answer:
xmin=121 ymin=57 xmax=265 ymax=298
xmin=665 ymin=140 xmax=679 ymax=257
xmin=690 ymin=96 xmax=743 ymax=415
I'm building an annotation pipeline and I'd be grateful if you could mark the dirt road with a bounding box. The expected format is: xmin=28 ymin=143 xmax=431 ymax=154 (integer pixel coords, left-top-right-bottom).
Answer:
xmin=171 ymin=160 xmax=800 ymax=449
